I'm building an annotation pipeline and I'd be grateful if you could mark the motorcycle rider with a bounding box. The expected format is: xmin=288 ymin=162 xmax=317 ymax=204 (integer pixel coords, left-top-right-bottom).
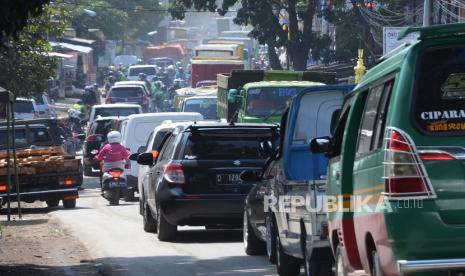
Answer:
xmin=94 ymin=131 xmax=130 ymax=172
xmin=174 ymin=67 xmax=187 ymax=82
xmin=138 ymin=72 xmax=151 ymax=91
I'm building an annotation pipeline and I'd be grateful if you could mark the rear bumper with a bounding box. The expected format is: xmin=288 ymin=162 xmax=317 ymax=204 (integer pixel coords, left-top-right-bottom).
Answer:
xmin=0 ymin=188 xmax=78 ymax=203
xmin=161 ymin=194 xmax=247 ymax=226
xmin=398 ymin=259 xmax=465 ymax=273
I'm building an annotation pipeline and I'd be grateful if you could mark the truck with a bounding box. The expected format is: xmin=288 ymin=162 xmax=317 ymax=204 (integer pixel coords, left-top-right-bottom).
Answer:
xmin=217 ymin=70 xmax=337 ymax=123
xmin=143 ymin=44 xmax=186 ymax=64
xmin=171 ymin=85 xmax=217 ymax=111
xmin=0 ymin=119 xmax=83 ymax=209
xmin=191 ymin=44 xmax=246 ymax=87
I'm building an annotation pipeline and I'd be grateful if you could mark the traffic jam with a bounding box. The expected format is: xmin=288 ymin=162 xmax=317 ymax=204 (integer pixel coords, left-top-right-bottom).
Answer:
xmin=2 ymin=1 xmax=465 ymax=276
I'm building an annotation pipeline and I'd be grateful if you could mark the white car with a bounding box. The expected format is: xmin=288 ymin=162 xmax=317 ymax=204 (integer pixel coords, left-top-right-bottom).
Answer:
xmin=121 ymin=112 xmax=203 ymax=195
xmin=89 ymin=104 xmax=142 ymax=123
xmin=127 ymin=65 xmax=157 ymax=81
xmin=13 ymin=98 xmax=39 ymax=120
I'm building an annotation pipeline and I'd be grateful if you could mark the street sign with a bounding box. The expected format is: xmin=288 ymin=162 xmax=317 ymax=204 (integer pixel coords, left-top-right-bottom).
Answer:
xmin=383 ymin=27 xmax=419 ymax=55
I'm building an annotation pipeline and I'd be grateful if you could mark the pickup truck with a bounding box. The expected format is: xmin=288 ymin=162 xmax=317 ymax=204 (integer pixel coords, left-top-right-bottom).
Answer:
xmin=0 ymin=119 xmax=83 ymax=209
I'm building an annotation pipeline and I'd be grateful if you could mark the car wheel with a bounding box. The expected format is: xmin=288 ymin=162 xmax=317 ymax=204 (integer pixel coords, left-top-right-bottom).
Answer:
xmin=243 ymin=210 xmax=266 ymax=255
xmin=46 ymin=199 xmax=59 ymax=208
xmin=83 ymin=164 xmax=93 ymax=176
xmin=157 ymin=209 xmax=177 ymax=241
xmin=276 ymin=230 xmax=301 ymax=276
xmin=62 ymin=198 xmax=76 ymax=209
xmin=334 ymin=246 xmax=345 ymax=276
xmin=143 ymin=201 xmax=157 ymax=233
xmin=265 ymin=213 xmax=277 ymax=263
xmin=303 ymin=243 xmax=333 ymax=276
xmin=371 ymin=250 xmax=384 ymax=276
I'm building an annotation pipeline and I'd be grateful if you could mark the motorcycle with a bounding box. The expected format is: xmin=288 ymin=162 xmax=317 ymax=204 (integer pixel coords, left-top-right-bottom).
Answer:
xmin=100 ymin=167 xmax=128 ymax=206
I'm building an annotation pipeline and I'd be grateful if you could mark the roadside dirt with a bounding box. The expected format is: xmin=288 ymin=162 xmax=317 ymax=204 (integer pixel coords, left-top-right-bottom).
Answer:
xmin=0 ymin=202 xmax=99 ymax=276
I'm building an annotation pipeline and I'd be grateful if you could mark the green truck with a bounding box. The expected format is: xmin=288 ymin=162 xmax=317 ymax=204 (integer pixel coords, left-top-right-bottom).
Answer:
xmin=217 ymin=70 xmax=336 ymax=123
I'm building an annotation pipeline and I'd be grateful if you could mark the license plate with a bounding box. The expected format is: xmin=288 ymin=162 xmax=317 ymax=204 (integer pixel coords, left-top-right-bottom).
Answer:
xmin=216 ymin=173 xmax=242 ymax=185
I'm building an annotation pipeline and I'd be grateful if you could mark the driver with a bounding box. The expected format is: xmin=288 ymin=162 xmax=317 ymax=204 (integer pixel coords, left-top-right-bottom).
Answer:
xmin=247 ymin=91 xmax=275 ymax=114
xmin=94 ymin=131 xmax=130 ymax=172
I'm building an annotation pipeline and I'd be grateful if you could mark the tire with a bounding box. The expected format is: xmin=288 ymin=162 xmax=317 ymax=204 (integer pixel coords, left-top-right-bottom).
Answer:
xmin=276 ymin=230 xmax=301 ymax=276
xmin=303 ymin=245 xmax=333 ymax=276
xmin=109 ymin=189 xmax=120 ymax=205
xmin=371 ymin=251 xmax=384 ymax=276
xmin=157 ymin=209 xmax=177 ymax=241
xmin=46 ymin=199 xmax=60 ymax=208
xmin=83 ymin=164 xmax=93 ymax=176
xmin=139 ymin=197 xmax=143 ymax=215
xmin=265 ymin=213 xmax=277 ymax=263
xmin=334 ymin=246 xmax=345 ymax=276
xmin=123 ymin=189 xmax=135 ymax=202
xmin=62 ymin=199 xmax=76 ymax=209
xmin=243 ymin=210 xmax=266 ymax=255
xmin=143 ymin=203 xmax=157 ymax=233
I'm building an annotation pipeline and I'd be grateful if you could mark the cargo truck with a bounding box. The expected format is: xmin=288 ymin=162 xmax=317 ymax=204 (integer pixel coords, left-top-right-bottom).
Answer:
xmin=217 ymin=70 xmax=336 ymax=123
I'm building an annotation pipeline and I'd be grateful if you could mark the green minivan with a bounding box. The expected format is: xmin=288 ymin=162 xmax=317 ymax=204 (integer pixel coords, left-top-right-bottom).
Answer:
xmin=311 ymin=23 xmax=465 ymax=275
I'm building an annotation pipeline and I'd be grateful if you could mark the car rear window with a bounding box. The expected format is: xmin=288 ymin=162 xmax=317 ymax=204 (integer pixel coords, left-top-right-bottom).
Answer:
xmin=128 ymin=67 xmax=156 ymax=76
xmin=414 ymin=45 xmax=465 ymax=135
xmin=183 ymin=129 xmax=276 ymax=160
xmin=110 ymin=87 xmax=143 ymax=98
xmin=94 ymin=120 xmax=114 ymax=136
xmin=183 ymin=98 xmax=217 ymax=119
xmin=13 ymin=101 xmax=34 ymax=113
xmin=94 ymin=107 xmax=140 ymax=117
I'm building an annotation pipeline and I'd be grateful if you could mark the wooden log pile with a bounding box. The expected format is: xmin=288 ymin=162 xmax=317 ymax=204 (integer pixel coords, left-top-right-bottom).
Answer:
xmin=0 ymin=146 xmax=80 ymax=176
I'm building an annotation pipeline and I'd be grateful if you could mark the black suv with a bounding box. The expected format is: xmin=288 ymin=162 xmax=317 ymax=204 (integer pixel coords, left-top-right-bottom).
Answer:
xmin=137 ymin=122 xmax=279 ymax=241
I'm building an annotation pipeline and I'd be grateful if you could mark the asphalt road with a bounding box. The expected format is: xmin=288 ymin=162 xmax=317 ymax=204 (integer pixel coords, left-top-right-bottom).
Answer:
xmin=51 ymin=176 xmax=280 ymax=276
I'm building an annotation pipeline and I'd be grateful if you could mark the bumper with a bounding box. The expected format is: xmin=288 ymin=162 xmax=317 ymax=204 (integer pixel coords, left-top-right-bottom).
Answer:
xmin=161 ymin=194 xmax=247 ymax=226
xmin=0 ymin=188 xmax=79 ymax=203
xmin=398 ymin=259 xmax=465 ymax=273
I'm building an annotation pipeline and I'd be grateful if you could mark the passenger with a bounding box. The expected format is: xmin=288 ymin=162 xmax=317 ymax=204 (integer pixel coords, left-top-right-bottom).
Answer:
xmin=94 ymin=131 xmax=130 ymax=172
xmin=248 ymin=91 xmax=275 ymax=114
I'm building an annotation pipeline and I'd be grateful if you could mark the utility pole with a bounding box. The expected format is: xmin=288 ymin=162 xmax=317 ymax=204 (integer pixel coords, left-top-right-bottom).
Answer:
xmin=423 ymin=0 xmax=432 ymax=26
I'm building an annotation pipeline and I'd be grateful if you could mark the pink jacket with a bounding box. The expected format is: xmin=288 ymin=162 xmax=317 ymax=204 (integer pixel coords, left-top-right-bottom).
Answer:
xmin=95 ymin=143 xmax=130 ymax=163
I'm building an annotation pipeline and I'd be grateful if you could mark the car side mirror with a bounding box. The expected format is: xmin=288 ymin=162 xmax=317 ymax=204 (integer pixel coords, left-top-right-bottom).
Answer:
xmin=240 ymin=170 xmax=261 ymax=183
xmin=310 ymin=136 xmax=332 ymax=154
xmin=77 ymin=134 xmax=86 ymax=140
xmin=137 ymin=146 xmax=147 ymax=154
xmin=259 ymin=140 xmax=275 ymax=159
xmin=137 ymin=152 xmax=154 ymax=166
xmin=228 ymin=89 xmax=238 ymax=104
xmin=129 ymin=153 xmax=139 ymax=161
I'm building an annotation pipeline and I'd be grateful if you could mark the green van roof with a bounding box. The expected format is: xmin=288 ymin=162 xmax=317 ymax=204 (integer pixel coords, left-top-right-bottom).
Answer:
xmin=243 ymin=81 xmax=324 ymax=89
xmin=399 ymin=23 xmax=465 ymax=40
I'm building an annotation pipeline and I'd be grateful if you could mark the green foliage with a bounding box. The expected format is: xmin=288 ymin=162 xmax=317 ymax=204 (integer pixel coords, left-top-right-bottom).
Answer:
xmin=0 ymin=0 xmax=50 ymax=43
xmin=61 ymin=0 xmax=164 ymax=41
xmin=0 ymin=7 xmax=65 ymax=98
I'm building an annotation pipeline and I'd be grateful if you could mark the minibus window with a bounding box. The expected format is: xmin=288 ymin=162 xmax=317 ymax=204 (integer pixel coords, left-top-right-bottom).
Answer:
xmin=356 ymin=85 xmax=384 ymax=155
xmin=372 ymin=81 xmax=394 ymax=150
xmin=414 ymin=45 xmax=465 ymax=135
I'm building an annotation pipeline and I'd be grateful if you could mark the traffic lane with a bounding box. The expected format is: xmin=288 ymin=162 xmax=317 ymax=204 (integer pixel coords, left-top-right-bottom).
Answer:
xmin=51 ymin=176 xmax=278 ymax=276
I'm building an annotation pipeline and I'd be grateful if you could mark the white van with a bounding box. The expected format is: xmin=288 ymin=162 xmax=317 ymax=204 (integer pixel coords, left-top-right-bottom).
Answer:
xmin=89 ymin=104 xmax=142 ymax=123
xmin=121 ymin=112 xmax=203 ymax=193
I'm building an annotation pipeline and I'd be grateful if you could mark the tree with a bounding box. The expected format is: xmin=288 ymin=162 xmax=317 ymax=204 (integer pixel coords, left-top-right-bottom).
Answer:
xmin=0 ymin=7 xmax=65 ymax=98
xmin=61 ymin=0 xmax=165 ymax=42
xmin=169 ymin=0 xmax=332 ymax=70
xmin=0 ymin=0 xmax=50 ymax=44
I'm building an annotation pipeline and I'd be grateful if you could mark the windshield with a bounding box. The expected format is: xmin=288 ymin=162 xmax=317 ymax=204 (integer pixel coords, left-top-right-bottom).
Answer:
xmin=183 ymin=130 xmax=275 ymax=160
xmin=110 ymin=87 xmax=143 ymax=98
xmin=13 ymin=101 xmax=34 ymax=113
xmin=183 ymin=98 xmax=217 ymax=119
xmin=128 ymin=67 xmax=156 ymax=76
xmin=94 ymin=120 xmax=114 ymax=136
xmin=414 ymin=45 xmax=465 ymax=135
xmin=0 ymin=127 xmax=52 ymax=149
xmin=94 ymin=107 xmax=140 ymax=118
xmin=246 ymin=87 xmax=302 ymax=116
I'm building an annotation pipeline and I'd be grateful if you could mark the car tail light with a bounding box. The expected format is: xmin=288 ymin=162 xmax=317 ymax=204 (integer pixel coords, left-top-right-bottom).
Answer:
xmin=164 ymin=162 xmax=185 ymax=184
xmin=87 ymin=134 xmax=96 ymax=142
xmin=125 ymin=162 xmax=131 ymax=170
xmin=106 ymin=97 xmax=113 ymax=104
xmin=419 ymin=152 xmax=455 ymax=161
xmin=384 ymin=128 xmax=435 ymax=199
xmin=321 ymin=223 xmax=329 ymax=239
xmin=109 ymin=169 xmax=122 ymax=179
xmin=34 ymin=111 xmax=40 ymax=119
